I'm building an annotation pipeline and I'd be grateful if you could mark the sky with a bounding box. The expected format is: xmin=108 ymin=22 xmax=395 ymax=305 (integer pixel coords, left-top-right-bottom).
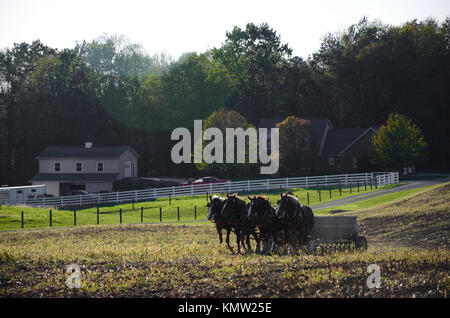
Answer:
xmin=1 ymin=0 xmax=449 ymax=60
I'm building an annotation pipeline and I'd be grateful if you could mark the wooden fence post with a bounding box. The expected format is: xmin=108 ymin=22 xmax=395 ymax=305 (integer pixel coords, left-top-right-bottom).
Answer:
xmin=97 ymin=206 xmax=99 ymax=225
xmin=194 ymin=206 xmax=197 ymax=220
xmin=49 ymin=210 xmax=52 ymax=227
xmin=141 ymin=206 xmax=144 ymax=223
xmin=74 ymin=210 xmax=76 ymax=226
xmin=160 ymin=207 xmax=162 ymax=222
xmin=307 ymin=192 xmax=309 ymax=205
xmin=21 ymin=211 xmax=24 ymax=229
xmin=119 ymin=208 xmax=122 ymax=224
xmin=177 ymin=207 xmax=180 ymax=221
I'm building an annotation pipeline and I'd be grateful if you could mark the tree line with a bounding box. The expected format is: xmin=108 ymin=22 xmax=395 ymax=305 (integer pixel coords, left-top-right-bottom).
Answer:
xmin=0 ymin=17 xmax=449 ymax=185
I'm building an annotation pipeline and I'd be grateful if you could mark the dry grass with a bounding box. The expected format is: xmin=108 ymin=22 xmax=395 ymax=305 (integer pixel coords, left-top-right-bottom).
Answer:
xmin=0 ymin=183 xmax=449 ymax=298
xmin=344 ymin=182 xmax=450 ymax=249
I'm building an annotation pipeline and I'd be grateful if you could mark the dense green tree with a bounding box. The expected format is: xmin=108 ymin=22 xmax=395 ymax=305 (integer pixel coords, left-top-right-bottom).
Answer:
xmin=1 ymin=17 xmax=449 ymax=185
xmin=0 ymin=41 xmax=56 ymax=184
xmin=276 ymin=116 xmax=313 ymax=175
xmin=74 ymin=34 xmax=171 ymax=78
xmin=371 ymin=113 xmax=427 ymax=172
xmin=195 ymin=108 xmax=257 ymax=178
xmin=212 ymin=23 xmax=292 ymax=122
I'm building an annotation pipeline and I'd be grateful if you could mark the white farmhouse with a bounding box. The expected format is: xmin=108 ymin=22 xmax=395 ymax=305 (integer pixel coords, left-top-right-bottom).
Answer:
xmin=29 ymin=143 xmax=140 ymax=196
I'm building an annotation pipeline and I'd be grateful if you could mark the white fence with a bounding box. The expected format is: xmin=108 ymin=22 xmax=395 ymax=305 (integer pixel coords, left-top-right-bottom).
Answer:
xmin=2 ymin=171 xmax=399 ymax=208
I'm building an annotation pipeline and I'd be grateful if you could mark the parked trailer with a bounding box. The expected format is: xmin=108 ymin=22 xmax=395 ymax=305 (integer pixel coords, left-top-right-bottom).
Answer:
xmin=307 ymin=216 xmax=367 ymax=253
xmin=0 ymin=185 xmax=47 ymax=205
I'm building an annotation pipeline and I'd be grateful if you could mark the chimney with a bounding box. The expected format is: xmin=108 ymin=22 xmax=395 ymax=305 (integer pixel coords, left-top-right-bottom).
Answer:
xmin=85 ymin=142 xmax=93 ymax=149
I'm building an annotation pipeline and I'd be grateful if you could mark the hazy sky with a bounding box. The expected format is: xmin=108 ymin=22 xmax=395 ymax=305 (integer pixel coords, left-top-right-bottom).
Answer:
xmin=1 ymin=0 xmax=449 ymax=59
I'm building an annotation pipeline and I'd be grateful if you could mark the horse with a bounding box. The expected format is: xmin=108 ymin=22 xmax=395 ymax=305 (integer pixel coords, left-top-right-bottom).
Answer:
xmin=247 ymin=196 xmax=286 ymax=254
xmin=207 ymin=195 xmax=234 ymax=252
xmin=220 ymin=193 xmax=260 ymax=254
xmin=275 ymin=193 xmax=315 ymax=254
xmin=298 ymin=204 xmax=315 ymax=253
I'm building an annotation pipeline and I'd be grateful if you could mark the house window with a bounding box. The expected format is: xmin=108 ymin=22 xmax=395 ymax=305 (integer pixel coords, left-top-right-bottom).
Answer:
xmin=76 ymin=162 xmax=83 ymax=172
xmin=54 ymin=162 xmax=61 ymax=172
xmin=353 ymin=156 xmax=358 ymax=169
xmin=97 ymin=162 xmax=104 ymax=172
xmin=329 ymin=157 xmax=335 ymax=166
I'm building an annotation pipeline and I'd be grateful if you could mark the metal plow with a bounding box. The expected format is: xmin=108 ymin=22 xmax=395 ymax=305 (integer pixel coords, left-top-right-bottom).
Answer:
xmin=303 ymin=216 xmax=368 ymax=255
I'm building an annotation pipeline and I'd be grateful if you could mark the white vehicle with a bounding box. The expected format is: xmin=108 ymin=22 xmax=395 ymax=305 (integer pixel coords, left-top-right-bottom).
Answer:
xmin=0 ymin=185 xmax=47 ymax=205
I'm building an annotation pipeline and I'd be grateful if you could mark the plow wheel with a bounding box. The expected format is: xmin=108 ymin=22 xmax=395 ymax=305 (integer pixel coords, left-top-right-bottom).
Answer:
xmin=355 ymin=236 xmax=368 ymax=251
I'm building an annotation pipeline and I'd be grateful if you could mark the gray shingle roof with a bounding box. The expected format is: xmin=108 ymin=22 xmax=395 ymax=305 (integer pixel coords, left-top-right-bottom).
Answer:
xmin=321 ymin=128 xmax=368 ymax=156
xmin=258 ymin=118 xmax=374 ymax=157
xmin=36 ymin=146 xmax=140 ymax=158
xmin=30 ymin=173 xmax=119 ymax=182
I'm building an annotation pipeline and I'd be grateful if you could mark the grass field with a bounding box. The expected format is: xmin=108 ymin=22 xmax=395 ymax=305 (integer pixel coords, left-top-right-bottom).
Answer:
xmin=322 ymin=184 xmax=436 ymax=213
xmin=0 ymin=182 xmax=448 ymax=297
xmin=0 ymin=183 xmax=394 ymax=231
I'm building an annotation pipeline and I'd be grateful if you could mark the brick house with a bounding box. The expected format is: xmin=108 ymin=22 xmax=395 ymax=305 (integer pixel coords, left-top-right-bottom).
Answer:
xmin=258 ymin=118 xmax=376 ymax=175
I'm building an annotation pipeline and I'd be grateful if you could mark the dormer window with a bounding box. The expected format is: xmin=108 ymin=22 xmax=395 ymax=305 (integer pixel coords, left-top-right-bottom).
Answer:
xmin=54 ymin=162 xmax=61 ymax=172
xmin=76 ymin=162 xmax=83 ymax=172
xmin=97 ymin=162 xmax=104 ymax=172
xmin=329 ymin=157 xmax=335 ymax=166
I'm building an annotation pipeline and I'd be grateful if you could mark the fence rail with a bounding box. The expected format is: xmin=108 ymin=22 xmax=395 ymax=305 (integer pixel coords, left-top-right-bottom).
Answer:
xmin=2 ymin=171 xmax=399 ymax=208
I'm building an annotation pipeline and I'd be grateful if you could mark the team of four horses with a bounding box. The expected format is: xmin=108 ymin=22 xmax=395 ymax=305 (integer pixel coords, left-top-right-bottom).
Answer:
xmin=207 ymin=193 xmax=315 ymax=255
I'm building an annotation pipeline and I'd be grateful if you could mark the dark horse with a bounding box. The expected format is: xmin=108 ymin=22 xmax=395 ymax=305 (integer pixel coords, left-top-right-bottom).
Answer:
xmin=275 ymin=193 xmax=315 ymax=254
xmin=207 ymin=195 xmax=234 ymax=252
xmin=221 ymin=194 xmax=260 ymax=254
xmin=247 ymin=196 xmax=286 ymax=254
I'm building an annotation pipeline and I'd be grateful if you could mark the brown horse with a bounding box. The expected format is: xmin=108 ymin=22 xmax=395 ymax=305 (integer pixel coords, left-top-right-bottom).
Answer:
xmin=207 ymin=195 xmax=234 ymax=252
xmin=275 ymin=193 xmax=314 ymax=254
xmin=247 ymin=195 xmax=287 ymax=254
xmin=221 ymin=194 xmax=260 ymax=254
xmin=298 ymin=204 xmax=315 ymax=253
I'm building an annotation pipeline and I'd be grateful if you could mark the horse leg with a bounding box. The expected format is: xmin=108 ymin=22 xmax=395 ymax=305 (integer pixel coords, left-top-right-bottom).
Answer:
xmin=289 ymin=229 xmax=298 ymax=255
xmin=254 ymin=232 xmax=260 ymax=254
xmin=217 ymin=224 xmax=223 ymax=244
xmin=236 ymin=229 xmax=242 ymax=254
xmin=246 ymin=233 xmax=252 ymax=253
xmin=297 ymin=226 xmax=304 ymax=253
xmin=225 ymin=227 xmax=233 ymax=253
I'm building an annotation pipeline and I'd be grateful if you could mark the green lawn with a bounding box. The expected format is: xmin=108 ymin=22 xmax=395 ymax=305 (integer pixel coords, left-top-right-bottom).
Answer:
xmin=320 ymin=184 xmax=437 ymax=214
xmin=0 ymin=183 xmax=395 ymax=231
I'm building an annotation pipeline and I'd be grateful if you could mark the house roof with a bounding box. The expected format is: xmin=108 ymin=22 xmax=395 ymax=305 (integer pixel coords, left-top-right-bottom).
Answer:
xmin=30 ymin=173 xmax=120 ymax=183
xmin=321 ymin=128 xmax=373 ymax=156
xmin=36 ymin=146 xmax=140 ymax=159
xmin=258 ymin=117 xmax=334 ymax=152
xmin=258 ymin=117 xmax=375 ymax=157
